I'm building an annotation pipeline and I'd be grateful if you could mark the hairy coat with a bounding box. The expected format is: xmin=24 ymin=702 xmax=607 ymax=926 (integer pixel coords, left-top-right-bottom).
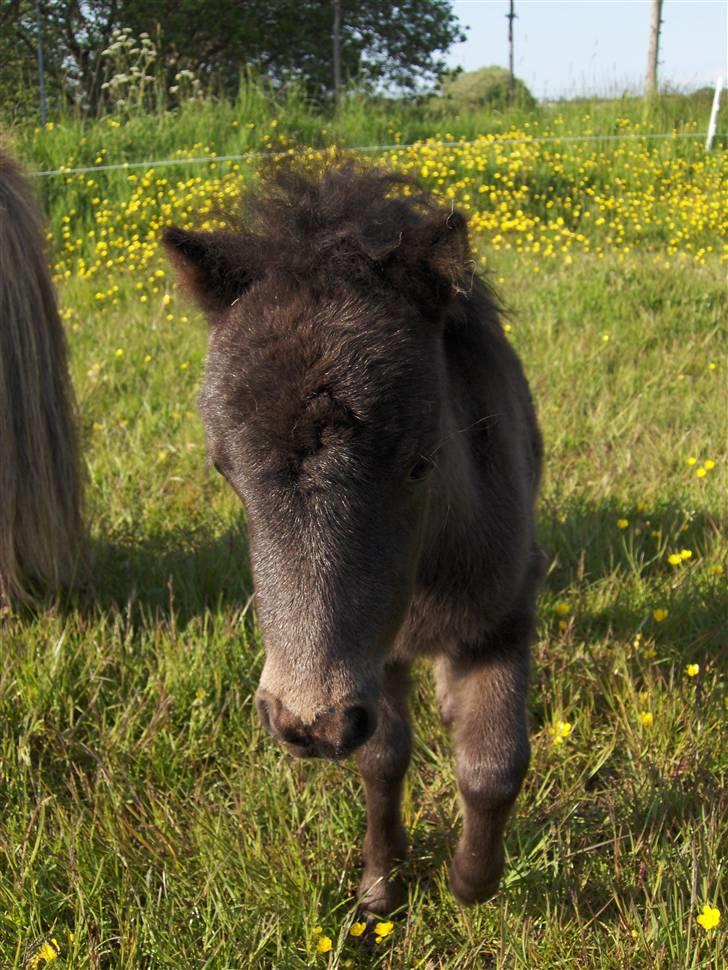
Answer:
xmin=0 ymin=146 xmax=84 ymax=605
xmin=165 ymin=163 xmax=543 ymax=909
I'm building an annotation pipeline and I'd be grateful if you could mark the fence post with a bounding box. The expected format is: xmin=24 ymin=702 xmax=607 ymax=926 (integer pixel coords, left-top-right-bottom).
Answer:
xmin=35 ymin=0 xmax=47 ymax=127
xmin=705 ymin=77 xmax=723 ymax=151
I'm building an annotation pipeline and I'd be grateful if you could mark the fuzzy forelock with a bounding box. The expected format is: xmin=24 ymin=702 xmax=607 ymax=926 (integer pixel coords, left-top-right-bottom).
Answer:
xmin=225 ymin=160 xmax=465 ymax=289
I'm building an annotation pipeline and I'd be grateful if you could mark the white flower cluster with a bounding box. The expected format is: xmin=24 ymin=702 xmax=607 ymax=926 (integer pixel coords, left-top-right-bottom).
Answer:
xmin=100 ymin=28 xmax=202 ymax=112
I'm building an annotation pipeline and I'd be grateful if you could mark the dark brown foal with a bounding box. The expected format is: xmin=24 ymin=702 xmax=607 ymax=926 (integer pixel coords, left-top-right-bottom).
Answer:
xmin=164 ymin=162 xmax=542 ymax=912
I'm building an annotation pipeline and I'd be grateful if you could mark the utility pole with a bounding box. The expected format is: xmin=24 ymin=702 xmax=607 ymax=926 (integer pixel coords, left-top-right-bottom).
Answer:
xmin=645 ymin=0 xmax=663 ymax=98
xmin=507 ymin=1 xmax=516 ymax=104
xmin=333 ymin=0 xmax=342 ymax=108
xmin=35 ymin=0 xmax=47 ymax=126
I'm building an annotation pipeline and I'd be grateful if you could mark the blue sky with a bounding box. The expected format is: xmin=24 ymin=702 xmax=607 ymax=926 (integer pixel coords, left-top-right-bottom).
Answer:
xmin=446 ymin=1 xmax=728 ymax=98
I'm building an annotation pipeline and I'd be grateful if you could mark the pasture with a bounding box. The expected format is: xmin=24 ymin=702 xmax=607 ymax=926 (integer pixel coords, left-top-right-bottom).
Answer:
xmin=1 ymin=97 xmax=726 ymax=968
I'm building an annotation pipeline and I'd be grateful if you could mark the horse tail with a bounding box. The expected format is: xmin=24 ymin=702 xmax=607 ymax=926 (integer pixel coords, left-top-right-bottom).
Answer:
xmin=0 ymin=145 xmax=85 ymax=606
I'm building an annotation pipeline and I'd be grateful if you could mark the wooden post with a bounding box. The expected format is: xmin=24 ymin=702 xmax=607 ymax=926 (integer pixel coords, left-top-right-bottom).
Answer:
xmin=645 ymin=0 xmax=663 ymax=98
xmin=333 ymin=0 xmax=342 ymax=107
xmin=507 ymin=1 xmax=516 ymax=104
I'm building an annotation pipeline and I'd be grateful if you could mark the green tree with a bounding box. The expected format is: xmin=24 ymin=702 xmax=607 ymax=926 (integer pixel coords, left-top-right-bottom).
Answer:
xmin=116 ymin=0 xmax=465 ymax=98
xmin=0 ymin=0 xmax=119 ymax=118
xmin=0 ymin=0 xmax=465 ymax=119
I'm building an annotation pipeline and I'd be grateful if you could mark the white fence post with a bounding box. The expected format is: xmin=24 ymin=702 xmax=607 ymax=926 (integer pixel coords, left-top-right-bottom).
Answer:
xmin=705 ymin=77 xmax=723 ymax=150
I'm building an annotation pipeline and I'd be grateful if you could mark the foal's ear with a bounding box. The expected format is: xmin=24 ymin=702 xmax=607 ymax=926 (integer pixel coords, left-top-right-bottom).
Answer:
xmin=400 ymin=209 xmax=471 ymax=308
xmin=162 ymin=227 xmax=260 ymax=315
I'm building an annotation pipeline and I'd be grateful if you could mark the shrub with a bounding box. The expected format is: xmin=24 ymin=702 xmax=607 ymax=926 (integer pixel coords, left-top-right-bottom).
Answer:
xmin=441 ymin=65 xmax=536 ymax=111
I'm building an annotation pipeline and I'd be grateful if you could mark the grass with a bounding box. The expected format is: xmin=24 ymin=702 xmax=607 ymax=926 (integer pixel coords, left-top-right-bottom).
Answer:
xmin=1 ymin=96 xmax=726 ymax=968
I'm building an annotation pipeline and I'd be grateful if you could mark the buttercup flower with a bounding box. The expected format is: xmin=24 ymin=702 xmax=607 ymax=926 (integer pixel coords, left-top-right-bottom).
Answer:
xmin=549 ymin=720 xmax=572 ymax=745
xmin=696 ymin=904 xmax=720 ymax=931
xmin=349 ymin=921 xmax=367 ymax=938
xmin=685 ymin=663 xmax=700 ymax=677
xmin=652 ymin=609 xmax=668 ymax=622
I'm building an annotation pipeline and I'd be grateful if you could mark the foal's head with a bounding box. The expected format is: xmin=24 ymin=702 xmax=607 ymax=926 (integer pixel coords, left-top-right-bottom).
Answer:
xmin=165 ymin=165 xmax=472 ymax=759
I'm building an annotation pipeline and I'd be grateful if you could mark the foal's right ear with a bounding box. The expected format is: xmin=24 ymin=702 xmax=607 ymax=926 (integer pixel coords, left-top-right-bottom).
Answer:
xmin=162 ymin=227 xmax=260 ymax=315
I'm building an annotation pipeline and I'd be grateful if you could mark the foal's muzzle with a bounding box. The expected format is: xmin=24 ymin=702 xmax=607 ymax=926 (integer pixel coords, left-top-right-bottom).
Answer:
xmin=255 ymin=690 xmax=377 ymax=759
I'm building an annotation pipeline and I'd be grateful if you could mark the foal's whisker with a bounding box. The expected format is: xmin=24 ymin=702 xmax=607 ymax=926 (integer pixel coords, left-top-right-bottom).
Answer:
xmin=430 ymin=413 xmax=499 ymax=457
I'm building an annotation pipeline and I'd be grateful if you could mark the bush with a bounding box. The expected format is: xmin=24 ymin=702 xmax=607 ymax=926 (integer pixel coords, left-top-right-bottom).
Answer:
xmin=441 ymin=65 xmax=536 ymax=111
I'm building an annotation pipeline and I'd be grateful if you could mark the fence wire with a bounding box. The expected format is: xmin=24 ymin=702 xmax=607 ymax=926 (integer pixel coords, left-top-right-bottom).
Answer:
xmin=29 ymin=130 xmax=714 ymax=178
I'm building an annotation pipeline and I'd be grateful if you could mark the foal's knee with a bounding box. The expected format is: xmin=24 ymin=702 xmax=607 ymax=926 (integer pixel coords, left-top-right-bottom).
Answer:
xmin=457 ymin=742 xmax=530 ymax=810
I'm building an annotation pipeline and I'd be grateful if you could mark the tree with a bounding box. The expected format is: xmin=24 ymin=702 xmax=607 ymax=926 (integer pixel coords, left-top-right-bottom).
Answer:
xmin=118 ymin=0 xmax=465 ymax=98
xmin=0 ymin=0 xmax=120 ymax=118
xmin=0 ymin=0 xmax=465 ymax=118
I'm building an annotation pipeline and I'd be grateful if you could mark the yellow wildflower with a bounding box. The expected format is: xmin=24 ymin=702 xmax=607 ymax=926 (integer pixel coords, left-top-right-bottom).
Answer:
xmin=554 ymin=601 xmax=570 ymax=616
xmin=549 ymin=720 xmax=572 ymax=745
xmin=639 ymin=711 xmax=653 ymax=727
xmin=316 ymin=935 xmax=333 ymax=953
xmin=349 ymin=921 xmax=367 ymax=938
xmin=696 ymin=904 xmax=720 ymax=931
xmin=27 ymin=939 xmax=60 ymax=967
xmin=667 ymin=553 xmax=682 ymax=566
xmin=685 ymin=663 xmax=700 ymax=677
xmin=652 ymin=609 xmax=668 ymax=622
xmin=374 ymin=921 xmax=394 ymax=943
xmin=617 ymin=518 xmax=629 ymax=529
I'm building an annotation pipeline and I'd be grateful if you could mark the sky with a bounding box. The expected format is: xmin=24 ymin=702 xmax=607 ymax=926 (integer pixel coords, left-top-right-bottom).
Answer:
xmin=446 ymin=0 xmax=728 ymax=99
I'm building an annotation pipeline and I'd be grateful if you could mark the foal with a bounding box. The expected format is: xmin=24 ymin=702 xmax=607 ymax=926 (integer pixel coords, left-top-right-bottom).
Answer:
xmin=164 ymin=164 xmax=543 ymax=911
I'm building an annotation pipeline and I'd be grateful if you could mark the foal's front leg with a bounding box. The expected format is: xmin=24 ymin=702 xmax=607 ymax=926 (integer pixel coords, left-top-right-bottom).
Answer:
xmin=355 ymin=661 xmax=412 ymax=914
xmin=436 ymin=634 xmax=530 ymax=905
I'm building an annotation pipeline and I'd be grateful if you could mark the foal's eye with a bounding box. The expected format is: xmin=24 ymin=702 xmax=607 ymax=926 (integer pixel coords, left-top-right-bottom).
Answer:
xmin=407 ymin=456 xmax=433 ymax=483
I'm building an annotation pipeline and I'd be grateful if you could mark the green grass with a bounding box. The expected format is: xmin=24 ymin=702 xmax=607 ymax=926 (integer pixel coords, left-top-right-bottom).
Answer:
xmin=9 ymin=83 xmax=726 ymax=221
xmin=1 ymin=90 xmax=726 ymax=966
xmin=1 ymin=249 xmax=725 ymax=969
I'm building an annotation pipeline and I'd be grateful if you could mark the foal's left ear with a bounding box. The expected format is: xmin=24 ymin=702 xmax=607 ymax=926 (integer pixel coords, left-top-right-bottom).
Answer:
xmin=162 ymin=226 xmax=260 ymax=316
xmin=400 ymin=209 xmax=471 ymax=307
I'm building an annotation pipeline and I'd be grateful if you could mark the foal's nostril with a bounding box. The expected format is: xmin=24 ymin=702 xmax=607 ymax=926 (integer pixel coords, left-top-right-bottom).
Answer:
xmin=280 ymin=724 xmax=309 ymax=747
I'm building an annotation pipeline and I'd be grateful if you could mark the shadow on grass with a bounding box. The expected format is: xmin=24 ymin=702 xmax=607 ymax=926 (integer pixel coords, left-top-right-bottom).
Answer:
xmin=29 ymin=491 xmax=723 ymax=661
xmin=58 ymin=517 xmax=254 ymax=629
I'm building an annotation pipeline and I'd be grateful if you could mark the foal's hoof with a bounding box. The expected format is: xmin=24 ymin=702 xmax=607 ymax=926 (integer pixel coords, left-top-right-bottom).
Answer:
xmin=358 ymin=870 xmax=407 ymax=915
xmin=448 ymin=850 xmax=504 ymax=906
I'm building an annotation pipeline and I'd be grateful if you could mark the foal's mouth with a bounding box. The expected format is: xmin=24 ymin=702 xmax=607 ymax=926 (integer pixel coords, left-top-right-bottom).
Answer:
xmin=256 ymin=690 xmax=377 ymax=760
